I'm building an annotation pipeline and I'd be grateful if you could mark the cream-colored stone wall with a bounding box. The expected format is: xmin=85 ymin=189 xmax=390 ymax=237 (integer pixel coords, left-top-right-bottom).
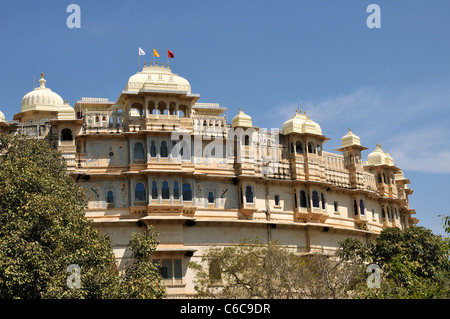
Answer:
xmin=3 ymin=65 xmax=417 ymax=298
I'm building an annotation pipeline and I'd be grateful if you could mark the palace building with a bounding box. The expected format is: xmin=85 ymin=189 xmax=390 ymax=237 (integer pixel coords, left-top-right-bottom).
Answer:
xmin=0 ymin=63 xmax=418 ymax=297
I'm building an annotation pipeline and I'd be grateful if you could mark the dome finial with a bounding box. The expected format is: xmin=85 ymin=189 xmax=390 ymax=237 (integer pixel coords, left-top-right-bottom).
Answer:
xmin=38 ymin=73 xmax=46 ymax=88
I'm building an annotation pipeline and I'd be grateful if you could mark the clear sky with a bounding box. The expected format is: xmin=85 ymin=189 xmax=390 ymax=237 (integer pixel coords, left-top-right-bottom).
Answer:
xmin=0 ymin=0 xmax=449 ymax=235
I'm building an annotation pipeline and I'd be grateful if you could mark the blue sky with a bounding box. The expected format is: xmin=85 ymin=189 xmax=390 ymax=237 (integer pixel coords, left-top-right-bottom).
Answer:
xmin=0 ymin=0 xmax=449 ymax=235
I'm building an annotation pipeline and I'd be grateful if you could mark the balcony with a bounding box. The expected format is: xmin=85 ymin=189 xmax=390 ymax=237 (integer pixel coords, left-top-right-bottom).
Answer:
xmin=82 ymin=124 xmax=125 ymax=135
xmin=294 ymin=211 xmax=328 ymax=223
xmin=353 ymin=213 xmax=369 ymax=230
xmin=130 ymin=202 xmax=198 ymax=217
xmin=238 ymin=207 xmax=258 ymax=217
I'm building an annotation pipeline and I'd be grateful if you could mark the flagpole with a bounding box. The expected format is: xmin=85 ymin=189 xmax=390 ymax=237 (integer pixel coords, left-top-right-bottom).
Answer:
xmin=138 ymin=46 xmax=140 ymax=72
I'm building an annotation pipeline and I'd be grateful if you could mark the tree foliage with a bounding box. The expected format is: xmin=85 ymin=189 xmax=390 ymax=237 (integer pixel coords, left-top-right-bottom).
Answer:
xmin=0 ymin=134 xmax=164 ymax=298
xmin=190 ymin=239 xmax=361 ymax=299
xmin=118 ymin=227 xmax=166 ymax=299
xmin=339 ymin=226 xmax=450 ymax=299
xmin=192 ymin=225 xmax=449 ymax=299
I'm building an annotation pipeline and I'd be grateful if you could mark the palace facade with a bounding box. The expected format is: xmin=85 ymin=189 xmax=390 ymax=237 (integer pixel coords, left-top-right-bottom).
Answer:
xmin=0 ymin=64 xmax=418 ymax=297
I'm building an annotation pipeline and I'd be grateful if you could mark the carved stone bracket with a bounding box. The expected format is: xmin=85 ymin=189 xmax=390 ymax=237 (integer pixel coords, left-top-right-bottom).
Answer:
xmin=294 ymin=212 xmax=328 ymax=223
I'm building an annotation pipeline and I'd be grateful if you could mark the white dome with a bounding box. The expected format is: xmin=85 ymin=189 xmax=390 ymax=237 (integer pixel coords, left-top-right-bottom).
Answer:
xmin=231 ymin=108 xmax=253 ymax=128
xmin=0 ymin=110 xmax=5 ymax=123
xmin=341 ymin=129 xmax=361 ymax=148
xmin=367 ymin=144 xmax=395 ymax=166
xmin=21 ymin=75 xmax=64 ymax=113
xmin=125 ymin=64 xmax=191 ymax=94
xmin=367 ymin=144 xmax=386 ymax=165
xmin=282 ymin=111 xmax=322 ymax=135
xmin=385 ymin=150 xmax=394 ymax=166
xmin=57 ymin=101 xmax=76 ymax=120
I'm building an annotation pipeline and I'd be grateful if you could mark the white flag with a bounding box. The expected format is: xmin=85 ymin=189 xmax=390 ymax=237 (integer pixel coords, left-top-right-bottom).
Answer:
xmin=138 ymin=47 xmax=146 ymax=56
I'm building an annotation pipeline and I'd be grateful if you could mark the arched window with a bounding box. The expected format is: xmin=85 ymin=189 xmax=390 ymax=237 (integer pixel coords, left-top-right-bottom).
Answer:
xmin=162 ymin=181 xmax=170 ymax=199
xmin=150 ymin=140 xmax=157 ymax=157
xmin=208 ymin=191 xmax=215 ymax=204
xmin=182 ymin=183 xmax=192 ymax=201
xmin=160 ymin=141 xmax=168 ymax=158
xmin=401 ymin=217 xmax=406 ymax=229
xmin=294 ymin=192 xmax=298 ymax=208
xmin=377 ymin=173 xmax=382 ymax=184
xmin=353 ymin=199 xmax=358 ymax=215
xmin=106 ymin=190 xmax=114 ymax=203
xmin=245 ymin=186 xmax=254 ymax=203
xmin=274 ymin=195 xmax=280 ymax=206
xmin=135 ymin=183 xmax=146 ymax=202
xmin=173 ymin=181 xmax=180 ymax=200
xmin=359 ymin=199 xmax=365 ymax=216
xmin=134 ymin=142 xmax=145 ymax=160
xmin=244 ymin=135 xmax=250 ymax=146
xmin=296 ymin=141 xmax=303 ymax=154
xmin=61 ymin=128 xmax=73 ymax=141
xmin=300 ymin=190 xmax=307 ymax=208
xmin=308 ymin=142 xmax=316 ymax=154
xmin=312 ymin=191 xmax=320 ymax=208
xmin=321 ymin=192 xmax=326 ymax=210
xmin=151 ymin=181 xmax=158 ymax=199
xmin=383 ymin=173 xmax=387 ymax=184
xmin=382 ymin=207 xmax=386 ymax=219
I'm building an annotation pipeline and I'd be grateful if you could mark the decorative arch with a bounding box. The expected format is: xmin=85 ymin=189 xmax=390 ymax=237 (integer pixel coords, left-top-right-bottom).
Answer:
xmin=245 ymin=185 xmax=254 ymax=203
xmin=312 ymin=190 xmax=320 ymax=208
xmin=300 ymin=190 xmax=307 ymax=208
xmin=295 ymin=141 xmax=303 ymax=154
xmin=135 ymin=182 xmax=146 ymax=202
xmin=133 ymin=142 xmax=145 ymax=160
xmin=61 ymin=128 xmax=73 ymax=141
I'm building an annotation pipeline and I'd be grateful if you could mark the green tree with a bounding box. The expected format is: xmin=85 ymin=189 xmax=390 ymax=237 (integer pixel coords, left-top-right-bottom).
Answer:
xmin=439 ymin=215 xmax=450 ymax=235
xmin=0 ymin=134 xmax=164 ymax=298
xmin=190 ymin=238 xmax=360 ymax=299
xmin=118 ymin=227 xmax=166 ymax=299
xmin=339 ymin=226 xmax=450 ymax=299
